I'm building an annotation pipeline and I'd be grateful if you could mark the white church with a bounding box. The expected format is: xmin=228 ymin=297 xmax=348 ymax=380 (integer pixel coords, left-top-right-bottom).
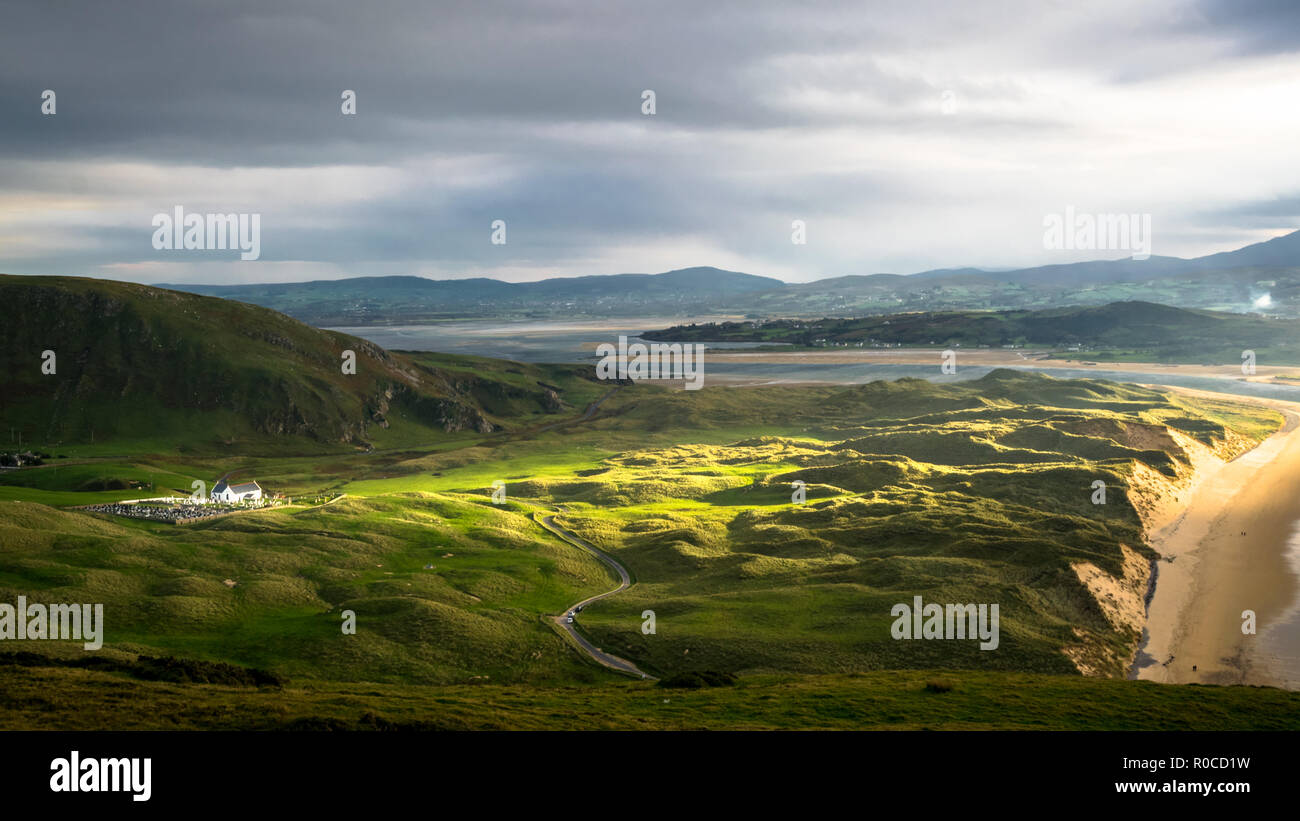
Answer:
xmin=210 ymin=475 xmax=263 ymax=504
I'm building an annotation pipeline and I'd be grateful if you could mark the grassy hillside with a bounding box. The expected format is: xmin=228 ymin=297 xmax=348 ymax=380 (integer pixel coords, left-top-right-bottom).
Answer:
xmin=0 ymin=275 xmax=607 ymax=453
xmin=647 ymin=301 xmax=1300 ymax=364
xmin=0 ymin=277 xmax=1289 ymax=729
xmin=0 ymin=368 xmax=1279 ymax=692
xmin=0 ymin=493 xmax=621 ymax=685
xmin=523 ymin=371 xmax=1277 ymax=679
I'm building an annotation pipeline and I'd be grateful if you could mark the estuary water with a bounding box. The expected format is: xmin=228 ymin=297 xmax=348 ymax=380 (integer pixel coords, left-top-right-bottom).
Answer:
xmin=330 ymin=319 xmax=1300 ymax=403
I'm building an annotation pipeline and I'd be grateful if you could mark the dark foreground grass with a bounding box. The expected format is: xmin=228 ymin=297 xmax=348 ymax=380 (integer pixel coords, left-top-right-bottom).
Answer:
xmin=3 ymin=664 xmax=1299 ymax=730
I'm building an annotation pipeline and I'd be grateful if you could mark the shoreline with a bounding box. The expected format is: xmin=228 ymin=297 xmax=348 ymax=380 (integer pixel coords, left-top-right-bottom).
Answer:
xmin=644 ymin=347 xmax=1300 ymax=393
xmin=696 ymin=347 xmax=1300 ymax=380
xmin=1132 ymin=388 xmax=1300 ymax=689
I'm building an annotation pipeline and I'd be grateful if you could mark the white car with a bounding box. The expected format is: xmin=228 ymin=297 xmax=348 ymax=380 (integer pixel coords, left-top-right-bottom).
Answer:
xmin=565 ymin=616 xmax=574 ymax=624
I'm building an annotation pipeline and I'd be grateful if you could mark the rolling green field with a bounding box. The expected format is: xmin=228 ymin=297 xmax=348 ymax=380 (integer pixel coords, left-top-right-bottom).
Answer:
xmin=1 ymin=367 xmax=1287 ymax=729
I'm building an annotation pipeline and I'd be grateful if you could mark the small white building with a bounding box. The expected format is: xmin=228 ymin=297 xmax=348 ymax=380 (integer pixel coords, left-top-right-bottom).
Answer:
xmin=210 ymin=476 xmax=262 ymax=504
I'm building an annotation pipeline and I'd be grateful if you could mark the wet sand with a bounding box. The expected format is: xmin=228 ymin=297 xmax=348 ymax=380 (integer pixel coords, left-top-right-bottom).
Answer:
xmin=1135 ymin=389 xmax=1300 ymax=688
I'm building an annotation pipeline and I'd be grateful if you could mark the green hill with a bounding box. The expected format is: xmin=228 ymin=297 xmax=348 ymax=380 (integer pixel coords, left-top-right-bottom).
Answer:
xmin=0 ymin=275 xmax=605 ymax=452
xmin=646 ymin=301 xmax=1300 ymax=363
xmin=0 ymin=278 xmax=1290 ymax=729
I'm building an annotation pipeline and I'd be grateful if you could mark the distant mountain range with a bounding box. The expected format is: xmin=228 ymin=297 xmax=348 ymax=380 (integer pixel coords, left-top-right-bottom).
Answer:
xmin=744 ymin=229 xmax=1300 ymax=318
xmin=154 ymin=227 xmax=1300 ymax=323
xmin=162 ymin=267 xmax=783 ymax=325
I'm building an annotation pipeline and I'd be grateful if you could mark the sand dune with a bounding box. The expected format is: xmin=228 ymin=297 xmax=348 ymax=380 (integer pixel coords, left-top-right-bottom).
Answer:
xmin=688 ymin=352 xmax=1300 ymax=686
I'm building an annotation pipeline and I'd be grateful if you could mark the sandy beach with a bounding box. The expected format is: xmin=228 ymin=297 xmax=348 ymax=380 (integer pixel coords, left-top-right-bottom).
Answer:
xmin=1135 ymin=389 xmax=1300 ymax=688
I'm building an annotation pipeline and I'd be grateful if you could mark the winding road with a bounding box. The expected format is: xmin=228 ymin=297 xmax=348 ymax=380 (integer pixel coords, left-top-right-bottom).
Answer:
xmin=535 ymin=512 xmax=654 ymax=680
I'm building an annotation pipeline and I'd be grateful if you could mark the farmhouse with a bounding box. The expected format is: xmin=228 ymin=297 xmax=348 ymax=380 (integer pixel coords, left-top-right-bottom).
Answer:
xmin=210 ymin=476 xmax=263 ymax=504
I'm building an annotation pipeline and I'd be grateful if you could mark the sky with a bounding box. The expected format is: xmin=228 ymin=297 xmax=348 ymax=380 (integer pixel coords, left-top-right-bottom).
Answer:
xmin=2 ymin=0 xmax=1300 ymax=285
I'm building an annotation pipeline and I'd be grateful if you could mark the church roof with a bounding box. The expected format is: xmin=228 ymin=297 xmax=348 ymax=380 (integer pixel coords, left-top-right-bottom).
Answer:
xmin=212 ymin=475 xmax=260 ymax=494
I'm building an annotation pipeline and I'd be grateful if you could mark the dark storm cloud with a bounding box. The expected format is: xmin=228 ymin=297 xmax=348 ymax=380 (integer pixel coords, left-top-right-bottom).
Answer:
xmin=1193 ymin=0 xmax=1300 ymax=56
xmin=0 ymin=0 xmax=906 ymax=165
xmin=1208 ymin=194 xmax=1300 ymax=229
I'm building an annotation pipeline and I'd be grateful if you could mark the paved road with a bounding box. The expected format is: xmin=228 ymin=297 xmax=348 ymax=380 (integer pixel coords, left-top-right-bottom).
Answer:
xmin=536 ymin=513 xmax=654 ymax=680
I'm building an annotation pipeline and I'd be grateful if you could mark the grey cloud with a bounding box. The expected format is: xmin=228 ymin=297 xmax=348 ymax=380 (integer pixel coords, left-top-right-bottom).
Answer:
xmin=1208 ymin=194 xmax=1300 ymax=229
xmin=1194 ymin=0 xmax=1300 ymax=56
xmin=0 ymin=0 xmax=1059 ymax=167
xmin=2 ymin=0 xmax=1299 ymax=282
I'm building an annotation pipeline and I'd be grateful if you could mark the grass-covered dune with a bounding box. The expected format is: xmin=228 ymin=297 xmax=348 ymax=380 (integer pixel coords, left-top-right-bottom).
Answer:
xmin=515 ymin=371 xmax=1279 ymax=679
xmin=0 ymin=368 xmax=1279 ymax=696
xmin=0 ymin=277 xmax=1289 ymax=729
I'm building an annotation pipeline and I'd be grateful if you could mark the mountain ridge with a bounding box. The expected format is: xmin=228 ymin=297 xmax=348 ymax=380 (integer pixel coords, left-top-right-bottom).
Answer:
xmin=134 ymin=229 xmax=1300 ymax=322
xmin=0 ymin=275 xmax=604 ymax=451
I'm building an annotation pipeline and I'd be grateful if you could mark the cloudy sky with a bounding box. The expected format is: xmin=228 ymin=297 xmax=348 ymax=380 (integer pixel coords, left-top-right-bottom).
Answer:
xmin=2 ymin=0 xmax=1300 ymax=284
